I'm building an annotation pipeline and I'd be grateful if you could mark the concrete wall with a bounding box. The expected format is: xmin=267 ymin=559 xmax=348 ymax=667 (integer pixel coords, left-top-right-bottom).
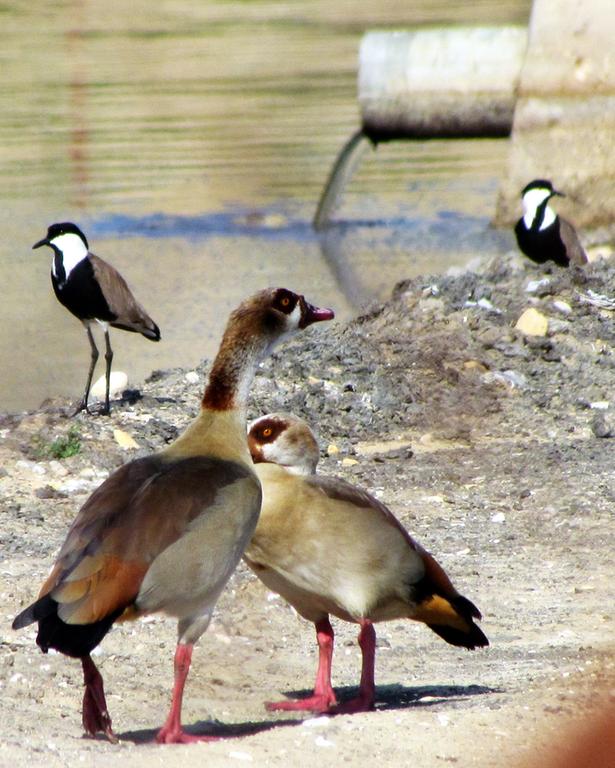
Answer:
xmin=495 ymin=0 xmax=615 ymax=229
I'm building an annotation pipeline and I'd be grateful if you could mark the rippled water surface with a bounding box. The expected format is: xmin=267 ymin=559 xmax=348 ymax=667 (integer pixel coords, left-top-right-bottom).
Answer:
xmin=0 ymin=0 xmax=530 ymax=411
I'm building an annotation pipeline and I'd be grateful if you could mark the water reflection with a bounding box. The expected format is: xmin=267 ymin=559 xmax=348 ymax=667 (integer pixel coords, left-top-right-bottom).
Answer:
xmin=0 ymin=0 xmax=529 ymax=410
xmin=66 ymin=4 xmax=90 ymax=210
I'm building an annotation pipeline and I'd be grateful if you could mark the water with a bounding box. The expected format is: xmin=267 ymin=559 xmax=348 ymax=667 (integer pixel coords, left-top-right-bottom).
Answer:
xmin=0 ymin=0 xmax=530 ymax=412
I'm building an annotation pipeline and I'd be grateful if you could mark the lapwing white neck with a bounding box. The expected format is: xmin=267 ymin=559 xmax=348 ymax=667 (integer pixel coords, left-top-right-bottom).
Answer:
xmin=514 ymin=179 xmax=588 ymax=268
xmin=521 ymin=184 xmax=557 ymax=231
xmin=50 ymin=234 xmax=88 ymax=281
xmin=33 ymin=221 xmax=161 ymax=416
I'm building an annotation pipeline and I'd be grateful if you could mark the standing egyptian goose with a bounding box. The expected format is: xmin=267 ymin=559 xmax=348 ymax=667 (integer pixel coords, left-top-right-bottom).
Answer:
xmin=514 ymin=179 xmax=587 ymax=267
xmin=12 ymin=290 xmax=334 ymax=743
xmin=32 ymin=222 xmax=161 ymax=415
xmin=245 ymin=413 xmax=488 ymax=713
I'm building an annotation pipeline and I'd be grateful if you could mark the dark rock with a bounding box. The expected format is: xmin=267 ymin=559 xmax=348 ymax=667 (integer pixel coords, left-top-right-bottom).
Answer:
xmin=34 ymin=485 xmax=67 ymax=500
xmin=591 ymin=414 xmax=613 ymax=438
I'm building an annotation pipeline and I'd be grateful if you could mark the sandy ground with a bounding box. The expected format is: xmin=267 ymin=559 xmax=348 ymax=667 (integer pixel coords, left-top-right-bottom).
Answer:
xmin=1 ymin=249 xmax=614 ymax=767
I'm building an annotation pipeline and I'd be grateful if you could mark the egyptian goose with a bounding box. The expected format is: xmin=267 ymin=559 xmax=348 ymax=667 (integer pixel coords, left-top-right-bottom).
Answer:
xmin=245 ymin=413 xmax=488 ymax=713
xmin=12 ymin=290 xmax=334 ymax=743
xmin=33 ymin=222 xmax=161 ymax=415
xmin=514 ymin=180 xmax=587 ymax=267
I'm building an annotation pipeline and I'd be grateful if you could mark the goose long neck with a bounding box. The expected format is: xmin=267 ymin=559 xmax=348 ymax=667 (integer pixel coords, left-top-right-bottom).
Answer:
xmin=202 ymin=330 xmax=269 ymax=413
xmin=167 ymin=331 xmax=269 ymax=465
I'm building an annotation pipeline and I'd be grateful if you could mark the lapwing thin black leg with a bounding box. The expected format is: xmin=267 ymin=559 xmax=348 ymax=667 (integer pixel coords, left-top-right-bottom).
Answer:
xmin=102 ymin=329 xmax=113 ymax=415
xmin=72 ymin=325 xmax=98 ymax=416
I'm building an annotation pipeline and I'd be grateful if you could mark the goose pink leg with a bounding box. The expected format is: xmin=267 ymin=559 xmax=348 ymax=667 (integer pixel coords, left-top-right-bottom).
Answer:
xmin=331 ymin=619 xmax=376 ymax=714
xmin=266 ymin=617 xmax=337 ymax=712
xmin=81 ymin=655 xmax=117 ymax=742
xmin=156 ymin=643 xmax=219 ymax=744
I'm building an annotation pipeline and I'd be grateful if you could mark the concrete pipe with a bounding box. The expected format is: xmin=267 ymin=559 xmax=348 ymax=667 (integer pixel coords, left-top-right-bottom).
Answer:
xmin=359 ymin=27 xmax=528 ymax=141
xmin=314 ymin=26 xmax=528 ymax=228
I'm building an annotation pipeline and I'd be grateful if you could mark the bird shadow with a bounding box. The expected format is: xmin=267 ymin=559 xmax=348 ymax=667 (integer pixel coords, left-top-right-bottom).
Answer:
xmin=117 ymin=716 xmax=302 ymax=745
xmin=115 ymin=684 xmax=497 ymax=743
xmin=282 ymin=682 xmax=498 ymax=712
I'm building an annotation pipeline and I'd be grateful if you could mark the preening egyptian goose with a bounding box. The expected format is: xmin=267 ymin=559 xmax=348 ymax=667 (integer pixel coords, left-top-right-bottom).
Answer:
xmin=245 ymin=413 xmax=488 ymax=714
xmin=514 ymin=180 xmax=587 ymax=268
xmin=12 ymin=290 xmax=334 ymax=743
xmin=33 ymin=222 xmax=161 ymax=415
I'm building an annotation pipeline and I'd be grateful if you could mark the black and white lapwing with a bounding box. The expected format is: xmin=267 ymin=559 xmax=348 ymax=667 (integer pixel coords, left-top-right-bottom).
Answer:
xmin=33 ymin=222 xmax=161 ymax=415
xmin=514 ymin=179 xmax=588 ymax=268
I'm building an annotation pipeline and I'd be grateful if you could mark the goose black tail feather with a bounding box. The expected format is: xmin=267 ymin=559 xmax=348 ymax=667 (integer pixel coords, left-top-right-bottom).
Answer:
xmin=13 ymin=594 xmax=121 ymax=659
xmin=427 ymin=621 xmax=489 ymax=650
xmin=427 ymin=594 xmax=489 ymax=649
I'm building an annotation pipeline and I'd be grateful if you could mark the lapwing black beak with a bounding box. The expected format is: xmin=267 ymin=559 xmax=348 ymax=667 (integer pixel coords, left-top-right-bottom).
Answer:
xmin=32 ymin=237 xmax=49 ymax=250
xmin=551 ymin=189 xmax=566 ymax=199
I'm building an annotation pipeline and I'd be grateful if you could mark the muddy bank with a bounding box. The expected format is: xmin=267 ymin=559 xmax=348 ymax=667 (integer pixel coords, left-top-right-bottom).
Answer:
xmin=1 ymin=248 xmax=614 ymax=767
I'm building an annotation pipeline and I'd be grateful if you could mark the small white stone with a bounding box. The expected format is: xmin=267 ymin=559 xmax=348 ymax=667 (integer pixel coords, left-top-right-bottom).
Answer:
xmin=58 ymin=479 xmax=90 ymax=493
xmin=477 ymin=297 xmax=499 ymax=312
xmin=91 ymin=371 xmax=128 ymax=399
xmin=552 ymin=300 xmax=572 ymax=315
xmin=590 ymin=401 xmax=609 ymax=410
xmin=303 ymin=717 xmax=331 ymax=729
xmin=491 ymin=512 xmax=506 ymax=523
xmin=482 ymin=369 xmax=528 ymax=390
xmin=526 ymin=278 xmax=550 ymax=293
xmin=16 ymin=460 xmax=46 ymax=475
xmin=464 ymin=297 xmax=500 ymax=314
xmin=185 ymin=371 xmax=200 ymax=385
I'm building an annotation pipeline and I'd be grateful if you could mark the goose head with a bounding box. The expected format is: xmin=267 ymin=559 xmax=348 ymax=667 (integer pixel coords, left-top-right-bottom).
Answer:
xmin=248 ymin=412 xmax=319 ymax=475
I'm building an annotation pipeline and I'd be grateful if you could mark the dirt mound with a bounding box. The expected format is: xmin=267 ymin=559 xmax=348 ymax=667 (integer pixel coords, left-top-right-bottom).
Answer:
xmin=1 ymin=252 xmax=614 ymax=767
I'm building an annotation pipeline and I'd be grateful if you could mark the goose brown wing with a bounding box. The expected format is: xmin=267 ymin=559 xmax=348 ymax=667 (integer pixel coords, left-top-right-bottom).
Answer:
xmin=15 ymin=455 xmax=253 ymax=628
xmin=305 ymin=474 xmax=460 ymax=600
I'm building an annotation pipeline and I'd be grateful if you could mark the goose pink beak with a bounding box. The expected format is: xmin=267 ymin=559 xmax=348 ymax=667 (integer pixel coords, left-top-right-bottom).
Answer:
xmin=299 ymin=298 xmax=335 ymax=328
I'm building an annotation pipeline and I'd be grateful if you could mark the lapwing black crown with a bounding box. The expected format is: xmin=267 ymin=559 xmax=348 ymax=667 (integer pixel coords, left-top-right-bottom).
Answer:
xmin=520 ymin=179 xmax=555 ymax=197
xmin=33 ymin=222 xmax=89 ymax=250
